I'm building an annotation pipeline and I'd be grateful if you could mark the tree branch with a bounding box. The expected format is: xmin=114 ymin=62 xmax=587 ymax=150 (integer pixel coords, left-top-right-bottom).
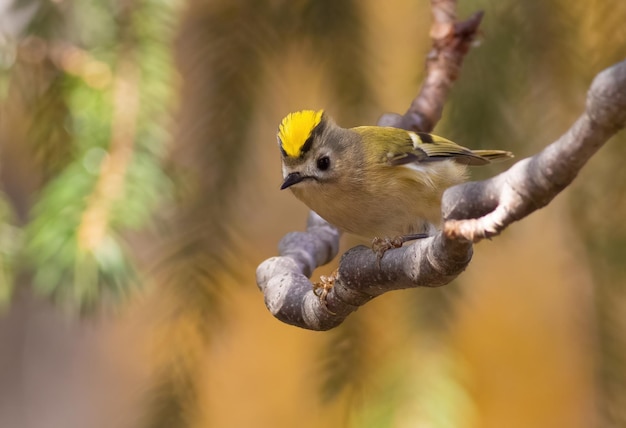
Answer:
xmin=257 ymin=212 xmax=472 ymax=330
xmin=257 ymin=0 xmax=626 ymax=330
xmin=378 ymin=5 xmax=483 ymax=132
xmin=257 ymin=2 xmax=483 ymax=330
xmin=443 ymin=59 xmax=626 ymax=241
xmin=259 ymin=58 xmax=626 ymax=330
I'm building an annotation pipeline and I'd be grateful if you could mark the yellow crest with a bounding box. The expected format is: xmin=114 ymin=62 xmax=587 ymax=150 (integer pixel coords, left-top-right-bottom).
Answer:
xmin=278 ymin=110 xmax=324 ymax=158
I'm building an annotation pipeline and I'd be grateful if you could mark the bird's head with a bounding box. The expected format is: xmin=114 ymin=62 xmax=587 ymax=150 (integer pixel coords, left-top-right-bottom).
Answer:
xmin=277 ymin=109 xmax=350 ymax=190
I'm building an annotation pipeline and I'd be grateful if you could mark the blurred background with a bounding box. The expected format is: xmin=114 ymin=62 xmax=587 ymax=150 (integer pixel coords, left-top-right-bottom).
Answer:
xmin=0 ymin=0 xmax=625 ymax=427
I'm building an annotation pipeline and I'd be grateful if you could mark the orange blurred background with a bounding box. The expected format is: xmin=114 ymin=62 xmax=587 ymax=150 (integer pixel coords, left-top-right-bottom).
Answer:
xmin=1 ymin=0 xmax=625 ymax=427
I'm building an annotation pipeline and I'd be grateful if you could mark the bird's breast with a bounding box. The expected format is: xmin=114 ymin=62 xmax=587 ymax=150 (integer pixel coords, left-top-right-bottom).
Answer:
xmin=291 ymin=160 xmax=466 ymax=238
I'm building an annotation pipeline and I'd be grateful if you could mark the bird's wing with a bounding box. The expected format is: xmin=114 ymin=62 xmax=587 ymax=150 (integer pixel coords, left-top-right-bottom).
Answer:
xmin=352 ymin=126 xmax=496 ymax=166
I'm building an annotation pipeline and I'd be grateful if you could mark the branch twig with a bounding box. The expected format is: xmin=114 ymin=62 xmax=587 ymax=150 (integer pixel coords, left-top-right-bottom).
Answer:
xmin=378 ymin=7 xmax=484 ymax=132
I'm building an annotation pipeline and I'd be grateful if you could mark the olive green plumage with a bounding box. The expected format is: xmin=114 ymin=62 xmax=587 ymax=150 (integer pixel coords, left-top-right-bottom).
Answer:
xmin=277 ymin=110 xmax=512 ymax=238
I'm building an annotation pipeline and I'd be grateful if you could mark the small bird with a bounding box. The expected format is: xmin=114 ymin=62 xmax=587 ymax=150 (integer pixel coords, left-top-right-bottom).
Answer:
xmin=277 ymin=110 xmax=512 ymax=241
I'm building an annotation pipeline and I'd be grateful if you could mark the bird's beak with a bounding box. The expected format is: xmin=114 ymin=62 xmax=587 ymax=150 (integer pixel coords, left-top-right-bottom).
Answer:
xmin=280 ymin=172 xmax=304 ymax=190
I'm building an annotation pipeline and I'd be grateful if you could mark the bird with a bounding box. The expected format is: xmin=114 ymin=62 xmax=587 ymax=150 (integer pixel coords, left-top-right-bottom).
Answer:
xmin=277 ymin=109 xmax=512 ymax=241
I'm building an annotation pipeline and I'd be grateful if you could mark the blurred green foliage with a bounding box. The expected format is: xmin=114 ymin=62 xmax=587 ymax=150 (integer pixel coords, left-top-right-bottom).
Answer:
xmin=1 ymin=0 xmax=176 ymax=310
xmin=0 ymin=192 xmax=19 ymax=308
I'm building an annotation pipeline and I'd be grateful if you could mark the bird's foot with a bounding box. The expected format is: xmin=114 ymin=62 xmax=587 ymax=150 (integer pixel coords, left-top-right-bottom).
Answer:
xmin=371 ymin=233 xmax=430 ymax=268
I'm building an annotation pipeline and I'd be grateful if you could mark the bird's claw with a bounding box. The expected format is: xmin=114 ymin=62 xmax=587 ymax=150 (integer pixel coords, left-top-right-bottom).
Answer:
xmin=371 ymin=236 xmax=404 ymax=268
xmin=371 ymin=233 xmax=429 ymax=268
xmin=313 ymin=269 xmax=338 ymax=314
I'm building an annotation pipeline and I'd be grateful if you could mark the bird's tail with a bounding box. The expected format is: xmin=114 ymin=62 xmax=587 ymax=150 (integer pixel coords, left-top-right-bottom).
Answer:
xmin=472 ymin=149 xmax=514 ymax=162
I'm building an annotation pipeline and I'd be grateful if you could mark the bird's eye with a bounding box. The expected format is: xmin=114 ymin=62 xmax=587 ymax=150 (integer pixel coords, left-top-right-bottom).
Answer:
xmin=316 ymin=156 xmax=330 ymax=171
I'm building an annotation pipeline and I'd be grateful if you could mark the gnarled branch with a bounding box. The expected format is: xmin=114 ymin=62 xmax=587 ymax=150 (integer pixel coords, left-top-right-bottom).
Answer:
xmin=257 ymin=212 xmax=473 ymax=330
xmin=257 ymin=0 xmax=626 ymax=330
xmin=257 ymin=2 xmax=483 ymax=330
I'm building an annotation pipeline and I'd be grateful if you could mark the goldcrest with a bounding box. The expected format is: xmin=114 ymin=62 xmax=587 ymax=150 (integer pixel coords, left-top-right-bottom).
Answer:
xmin=277 ymin=110 xmax=512 ymax=238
